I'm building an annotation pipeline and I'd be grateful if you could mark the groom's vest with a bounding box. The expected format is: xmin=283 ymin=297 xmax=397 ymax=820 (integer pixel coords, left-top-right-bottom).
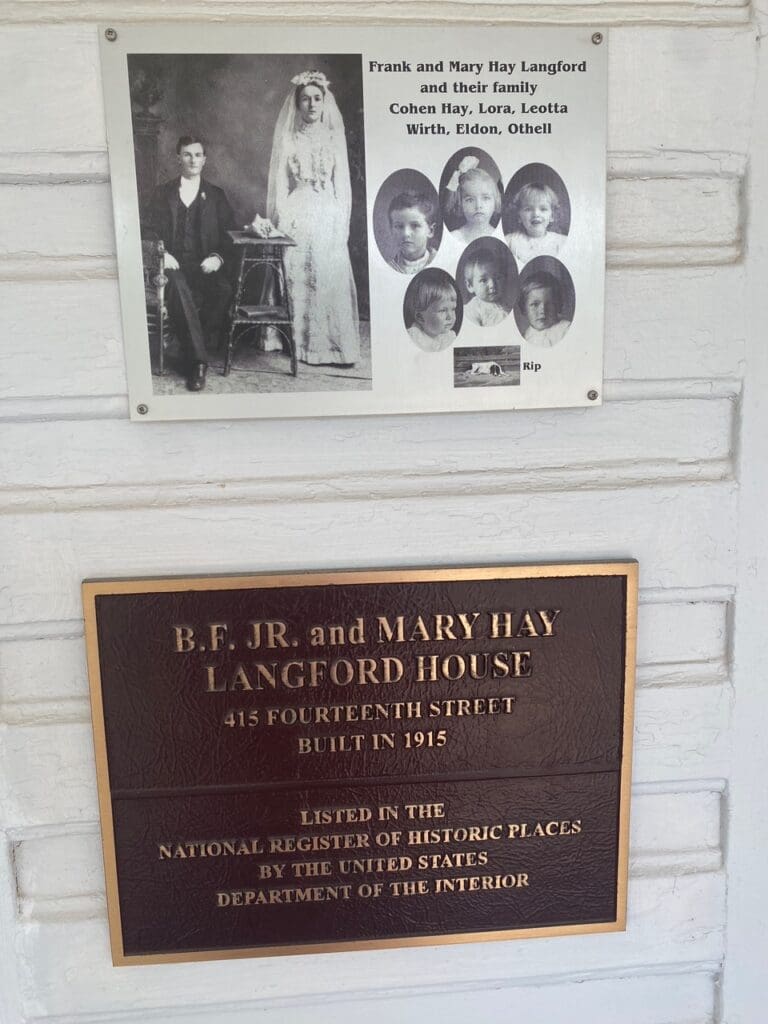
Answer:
xmin=172 ymin=193 xmax=204 ymax=267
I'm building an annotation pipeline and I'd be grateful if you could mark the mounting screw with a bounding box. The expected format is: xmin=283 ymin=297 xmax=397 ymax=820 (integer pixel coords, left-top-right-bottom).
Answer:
xmin=587 ymin=389 xmax=599 ymax=402
xmin=137 ymin=403 xmax=149 ymax=415
xmin=105 ymin=27 xmax=118 ymax=42
xmin=591 ymin=31 xmax=603 ymax=45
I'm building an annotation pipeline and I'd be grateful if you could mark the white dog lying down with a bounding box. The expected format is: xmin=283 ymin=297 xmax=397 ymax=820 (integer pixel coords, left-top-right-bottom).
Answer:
xmin=470 ymin=361 xmax=502 ymax=376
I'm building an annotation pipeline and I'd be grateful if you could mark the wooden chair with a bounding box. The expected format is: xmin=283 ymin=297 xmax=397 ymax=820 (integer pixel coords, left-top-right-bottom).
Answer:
xmin=141 ymin=239 xmax=168 ymax=374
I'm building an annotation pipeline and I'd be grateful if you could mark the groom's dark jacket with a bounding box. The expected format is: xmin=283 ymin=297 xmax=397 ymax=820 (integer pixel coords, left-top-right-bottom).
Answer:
xmin=144 ymin=177 xmax=236 ymax=269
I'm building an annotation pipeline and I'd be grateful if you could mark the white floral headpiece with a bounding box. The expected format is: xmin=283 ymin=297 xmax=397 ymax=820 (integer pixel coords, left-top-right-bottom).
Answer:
xmin=291 ymin=70 xmax=330 ymax=89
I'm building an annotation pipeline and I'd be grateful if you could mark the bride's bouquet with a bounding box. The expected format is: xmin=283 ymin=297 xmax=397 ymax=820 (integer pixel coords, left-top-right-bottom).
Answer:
xmin=245 ymin=213 xmax=280 ymax=238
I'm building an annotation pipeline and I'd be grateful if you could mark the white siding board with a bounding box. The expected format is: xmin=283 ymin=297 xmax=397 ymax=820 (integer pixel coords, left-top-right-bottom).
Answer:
xmin=1 ymin=0 xmax=753 ymax=15
xmin=0 ymin=183 xmax=115 ymax=259
xmin=0 ymin=0 xmax=753 ymax=27
xmin=0 ymin=150 xmax=108 ymax=184
xmin=636 ymin=599 xmax=727 ymax=667
xmin=0 ymin=280 xmax=124 ymax=400
xmin=0 ymin=722 xmax=97 ymax=829
xmin=608 ymin=27 xmax=753 ymax=154
xmin=0 ymin=483 xmax=737 ymax=626
xmin=0 ymin=26 xmax=754 ymax=155
xmin=14 ymin=831 xmax=104 ymax=907
xmin=14 ymin=872 xmax=724 ymax=1018
xmin=0 ymin=635 xmax=88 ymax=710
xmin=13 ymin=958 xmax=720 ymax=1023
xmin=629 ymin=786 xmax=722 ymax=875
xmin=608 ymin=176 xmax=740 ymax=253
xmin=0 ymin=397 xmax=734 ymax=498
xmin=604 ymin=265 xmax=746 ymax=382
xmin=0 ymin=26 xmax=105 ymax=158
xmin=632 ymin=684 xmax=730 ymax=782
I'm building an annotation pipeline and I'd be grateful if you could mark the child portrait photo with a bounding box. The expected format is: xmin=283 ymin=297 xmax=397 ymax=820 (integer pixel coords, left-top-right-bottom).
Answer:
xmin=503 ymin=163 xmax=571 ymax=269
xmin=514 ymin=256 xmax=575 ymax=347
xmin=373 ymin=169 xmax=443 ymax=275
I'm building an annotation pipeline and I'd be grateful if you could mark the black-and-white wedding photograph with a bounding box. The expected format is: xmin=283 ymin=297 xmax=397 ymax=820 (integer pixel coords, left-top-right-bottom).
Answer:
xmin=129 ymin=52 xmax=371 ymax=395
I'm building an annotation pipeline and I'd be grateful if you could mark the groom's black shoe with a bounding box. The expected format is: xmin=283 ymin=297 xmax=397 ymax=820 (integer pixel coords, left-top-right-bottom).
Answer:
xmin=187 ymin=362 xmax=207 ymax=391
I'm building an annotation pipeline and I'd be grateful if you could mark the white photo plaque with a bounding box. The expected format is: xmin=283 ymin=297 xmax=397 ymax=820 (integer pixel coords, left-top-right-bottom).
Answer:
xmin=99 ymin=24 xmax=607 ymax=421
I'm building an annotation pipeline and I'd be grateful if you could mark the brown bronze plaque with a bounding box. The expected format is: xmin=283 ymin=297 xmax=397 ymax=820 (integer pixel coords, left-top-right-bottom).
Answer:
xmin=83 ymin=563 xmax=637 ymax=965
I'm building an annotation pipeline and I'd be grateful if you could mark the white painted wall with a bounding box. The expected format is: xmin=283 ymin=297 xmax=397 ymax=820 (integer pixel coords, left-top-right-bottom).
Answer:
xmin=0 ymin=2 xmax=766 ymax=1022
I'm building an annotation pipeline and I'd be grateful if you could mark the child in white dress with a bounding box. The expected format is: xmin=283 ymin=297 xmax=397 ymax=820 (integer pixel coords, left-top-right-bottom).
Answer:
xmin=518 ymin=272 xmax=571 ymax=347
xmin=406 ymin=271 xmax=458 ymax=352
xmin=505 ymin=183 xmax=567 ymax=269
xmin=462 ymin=248 xmax=509 ymax=327
xmin=445 ymin=156 xmax=502 ymax=245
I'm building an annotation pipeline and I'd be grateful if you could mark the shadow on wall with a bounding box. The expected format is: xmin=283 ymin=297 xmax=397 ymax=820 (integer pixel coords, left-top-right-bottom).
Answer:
xmin=129 ymin=53 xmax=370 ymax=318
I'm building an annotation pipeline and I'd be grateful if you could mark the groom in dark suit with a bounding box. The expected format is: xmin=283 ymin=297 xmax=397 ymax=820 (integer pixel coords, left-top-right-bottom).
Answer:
xmin=146 ymin=134 xmax=236 ymax=391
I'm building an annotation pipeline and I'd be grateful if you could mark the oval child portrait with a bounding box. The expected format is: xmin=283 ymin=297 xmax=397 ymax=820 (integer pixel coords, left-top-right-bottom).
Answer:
xmin=503 ymin=164 xmax=571 ymax=269
xmin=456 ymin=237 xmax=519 ymax=329
xmin=514 ymin=256 xmax=575 ymax=348
xmin=403 ymin=267 xmax=463 ymax=352
xmin=373 ymin=169 xmax=443 ymax=275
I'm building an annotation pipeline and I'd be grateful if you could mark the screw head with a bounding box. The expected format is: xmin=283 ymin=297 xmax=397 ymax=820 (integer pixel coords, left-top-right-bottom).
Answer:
xmin=137 ymin=403 xmax=149 ymax=415
xmin=587 ymin=389 xmax=599 ymax=402
xmin=591 ymin=31 xmax=603 ymax=45
xmin=104 ymin=27 xmax=118 ymax=42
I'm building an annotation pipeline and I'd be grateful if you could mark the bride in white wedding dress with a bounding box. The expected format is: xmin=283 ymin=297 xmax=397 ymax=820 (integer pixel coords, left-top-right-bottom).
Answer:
xmin=265 ymin=70 xmax=361 ymax=366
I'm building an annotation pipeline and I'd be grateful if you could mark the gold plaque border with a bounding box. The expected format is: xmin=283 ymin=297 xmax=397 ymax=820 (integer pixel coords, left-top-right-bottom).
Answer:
xmin=82 ymin=561 xmax=638 ymax=967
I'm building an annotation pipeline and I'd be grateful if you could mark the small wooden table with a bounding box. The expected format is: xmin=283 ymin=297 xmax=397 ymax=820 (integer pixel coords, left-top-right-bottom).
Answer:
xmin=224 ymin=230 xmax=297 ymax=377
